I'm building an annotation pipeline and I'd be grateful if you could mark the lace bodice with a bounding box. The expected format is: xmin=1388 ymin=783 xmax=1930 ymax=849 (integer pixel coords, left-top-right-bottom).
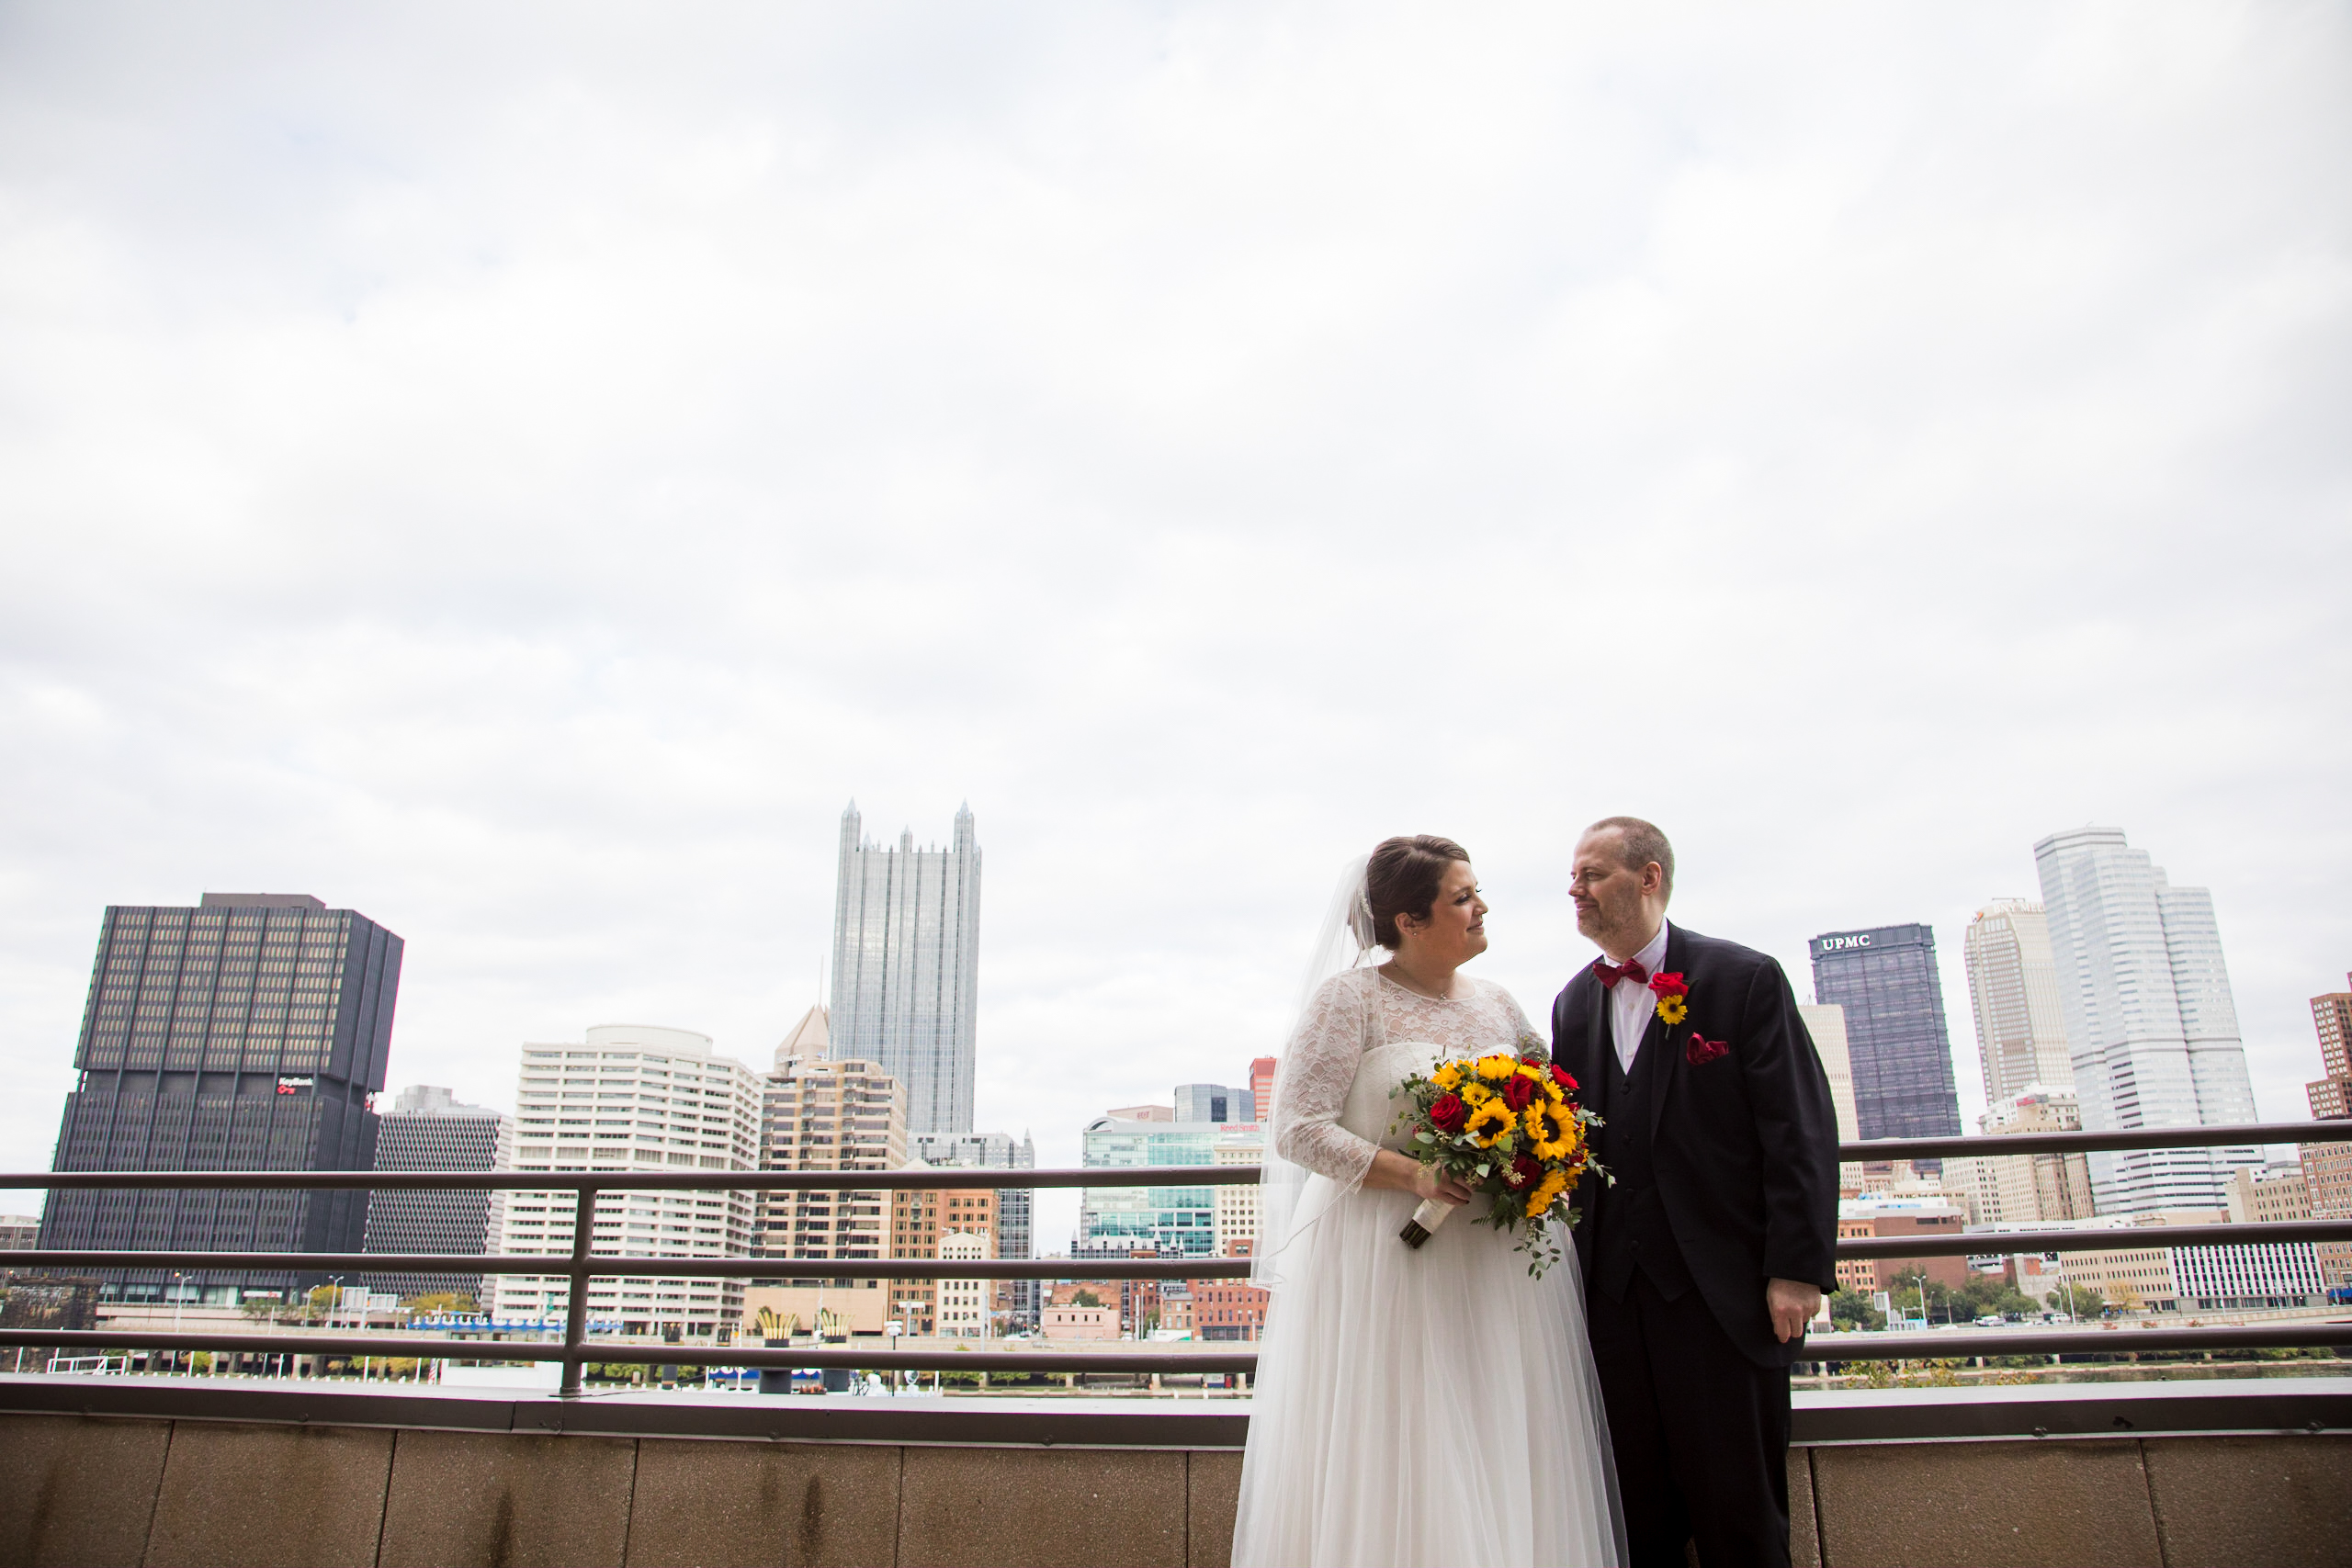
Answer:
xmin=1271 ymin=968 xmax=1545 ymax=1190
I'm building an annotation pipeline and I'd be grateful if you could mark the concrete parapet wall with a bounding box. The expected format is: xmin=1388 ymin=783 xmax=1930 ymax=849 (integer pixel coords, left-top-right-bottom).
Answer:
xmin=1 ymin=1404 xmax=2346 ymax=1565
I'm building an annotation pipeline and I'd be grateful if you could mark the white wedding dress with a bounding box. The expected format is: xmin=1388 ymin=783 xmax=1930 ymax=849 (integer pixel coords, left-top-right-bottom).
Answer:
xmin=1232 ymin=967 xmax=1624 ymax=1568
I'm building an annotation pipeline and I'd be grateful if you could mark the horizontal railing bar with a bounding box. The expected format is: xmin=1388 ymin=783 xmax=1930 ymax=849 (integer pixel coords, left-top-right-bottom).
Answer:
xmin=0 ymin=1165 xmax=1259 ymax=1192
xmin=1839 ymin=1218 xmax=2352 ymax=1259
xmin=1803 ymin=1321 xmax=2352 ymax=1359
xmin=5 ymin=1322 xmax=2347 ymax=1370
xmin=20 ymin=1221 xmax=2352 ymax=1279
xmin=0 ymin=1329 xmax=1260 ymax=1374
xmin=1833 ymin=1120 xmax=2351 ymax=1162
xmin=6 ymin=1122 xmax=2348 ymax=1194
xmin=4 ymin=1250 xmax=1253 ymax=1280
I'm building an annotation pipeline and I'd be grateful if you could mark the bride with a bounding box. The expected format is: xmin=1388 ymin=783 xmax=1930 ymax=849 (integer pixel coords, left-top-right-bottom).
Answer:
xmin=1231 ymin=835 xmax=1623 ymax=1567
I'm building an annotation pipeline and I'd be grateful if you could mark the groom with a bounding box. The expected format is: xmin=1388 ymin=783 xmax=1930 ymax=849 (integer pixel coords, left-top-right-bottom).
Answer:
xmin=1552 ymin=817 xmax=1838 ymax=1568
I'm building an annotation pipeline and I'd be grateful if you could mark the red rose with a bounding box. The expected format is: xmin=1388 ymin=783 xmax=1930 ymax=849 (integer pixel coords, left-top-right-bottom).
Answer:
xmin=1549 ymin=1065 xmax=1578 ymax=1093
xmin=1504 ymin=1154 xmax=1543 ymax=1189
xmin=1501 ymin=1074 xmax=1538 ymax=1111
xmin=1646 ymin=971 xmax=1689 ymax=999
xmin=1429 ymin=1092 xmax=1467 ymax=1132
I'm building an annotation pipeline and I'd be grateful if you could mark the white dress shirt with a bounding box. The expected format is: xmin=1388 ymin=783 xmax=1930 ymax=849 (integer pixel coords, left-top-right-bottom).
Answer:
xmin=1606 ymin=919 xmax=1672 ymax=1073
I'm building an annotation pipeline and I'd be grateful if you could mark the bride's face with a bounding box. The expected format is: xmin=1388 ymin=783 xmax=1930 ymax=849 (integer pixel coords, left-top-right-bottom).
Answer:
xmin=1399 ymin=861 xmax=1488 ymax=964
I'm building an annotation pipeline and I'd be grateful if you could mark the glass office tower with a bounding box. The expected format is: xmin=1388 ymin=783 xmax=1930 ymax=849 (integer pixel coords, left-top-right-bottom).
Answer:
xmin=1808 ymin=923 xmax=1963 ymax=1145
xmin=2034 ymin=827 xmax=2260 ymax=1213
xmin=829 ymin=802 xmax=982 ymax=1135
xmin=40 ymin=894 xmax=402 ymax=1302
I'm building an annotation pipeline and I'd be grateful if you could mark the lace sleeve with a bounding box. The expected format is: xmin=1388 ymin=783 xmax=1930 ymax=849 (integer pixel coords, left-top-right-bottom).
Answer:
xmin=1270 ymin=973 xmax=1381 ymax=1189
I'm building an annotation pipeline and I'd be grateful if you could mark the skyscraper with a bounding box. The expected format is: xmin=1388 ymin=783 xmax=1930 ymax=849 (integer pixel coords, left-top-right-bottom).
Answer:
xmin=1962 ymin=899 xmax=2076 ymax=1102
xmin=492 ymin=1025 xmax=760 ymax=1337
xmin=830 ymin=802 xmax=982 ymax=1136
xmin=363 ymin=1086 xmax=509 ymax=1302
xmin=40 ymin=893 xmax=402 ymax=1303
xmin=1808 ymin=924 xmax=1962 ymax=1145
xmin=2033 ymin=827 xmax=2260 ymax=1213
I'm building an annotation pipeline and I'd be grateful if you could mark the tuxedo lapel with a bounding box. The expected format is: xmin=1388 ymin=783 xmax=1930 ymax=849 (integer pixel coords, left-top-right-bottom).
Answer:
xmin=1647 ymin=924 xmax=1690 ymax=1137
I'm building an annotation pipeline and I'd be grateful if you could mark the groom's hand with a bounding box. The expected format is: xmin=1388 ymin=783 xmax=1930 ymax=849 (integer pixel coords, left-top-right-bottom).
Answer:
xmin=1766 ymin=1278 xmax=1822 ymax=1343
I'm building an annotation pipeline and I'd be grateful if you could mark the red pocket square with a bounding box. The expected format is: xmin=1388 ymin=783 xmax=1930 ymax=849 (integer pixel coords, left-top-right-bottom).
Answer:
xmin=1685 ymin=1033 xmax=1729 ymax=1066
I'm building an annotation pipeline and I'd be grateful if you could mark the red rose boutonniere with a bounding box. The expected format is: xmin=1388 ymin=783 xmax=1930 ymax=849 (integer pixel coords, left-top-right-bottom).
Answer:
xmin=1646 ymin=971 xmax=1690 ymax=1027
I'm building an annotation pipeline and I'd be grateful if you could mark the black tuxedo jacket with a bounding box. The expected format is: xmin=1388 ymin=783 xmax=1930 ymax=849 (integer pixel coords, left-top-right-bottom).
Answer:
xmin=1552 ymin=922 xmax=1839 ymax=1368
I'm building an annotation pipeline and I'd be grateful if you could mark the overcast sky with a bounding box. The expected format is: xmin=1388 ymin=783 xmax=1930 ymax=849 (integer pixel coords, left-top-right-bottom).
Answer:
xmin=3 ymin=2 xmax=2346 ymax=1246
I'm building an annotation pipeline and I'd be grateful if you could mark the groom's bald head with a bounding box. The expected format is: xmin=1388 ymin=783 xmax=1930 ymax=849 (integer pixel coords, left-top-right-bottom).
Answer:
xmin=1586 ymin=816 xmax=1674 ymax=903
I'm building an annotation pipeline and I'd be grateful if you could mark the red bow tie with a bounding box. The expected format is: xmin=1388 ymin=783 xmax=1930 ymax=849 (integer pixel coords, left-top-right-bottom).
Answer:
xmin=1593 ymin=957 xmax=1648 ymax=988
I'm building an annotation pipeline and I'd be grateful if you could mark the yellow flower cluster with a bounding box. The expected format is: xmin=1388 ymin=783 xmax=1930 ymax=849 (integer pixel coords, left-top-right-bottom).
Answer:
xmin=1655 ymin=995 xmax=1689 ymax=1026
xmin=1525 ymin=1170 xmax=1570 ymax=1218
xmin=1430 ymin=1062 xmax=1464 ymax=1091
xmin=1474 ymin=1054 xmax=1520 ymax=1082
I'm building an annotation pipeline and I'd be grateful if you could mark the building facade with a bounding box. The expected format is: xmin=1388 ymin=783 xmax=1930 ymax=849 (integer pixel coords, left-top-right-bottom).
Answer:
xmin=1249 ymin=1058 xmax=1277 ymax=1122
xmin=40 ymin=894 xmax=402 ymax=1303
xmin=888 ymin=1175 xmax=998 ymax=1336
xmin=1962 ymin=899 xmax=2076 ymax=1101
xmin=829 ymin=803 xmax=981 ymax=1136
xmin=1080 ymin=1112 xmax=1255 ymax=1258
xmin=1174 ymin=1084 xmax=1252 ymax=1124
xmin=491 ymin=1025 xmax=760 ymax=1338
xmin=2299 ymin=981 xmax=2352 ymax=1286
xmin=1943 ymin=1085 xmax=2097 ymax=1227
xmin=362 ymin=1086 xmax=509 ymax=1301
xmin=1808 ymin=924 xmax=1962 ymax=1145
xmin=1212 ymin=1131 xmax=1264 ymax=1258
xmin=757 ymin=1052 xmax=907 ymax=1267
xmin=912 ymin=1130 xmax=1035 ymax=1328
xmin=934 ymin=1229 xmax=995 ymax=1337
xmin=2033 ymin=828 xmax=2261 ymax=1213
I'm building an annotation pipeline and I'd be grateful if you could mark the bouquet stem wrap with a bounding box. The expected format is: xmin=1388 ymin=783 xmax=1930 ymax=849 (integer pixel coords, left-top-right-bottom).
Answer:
xmin=1399 ymin=1197 xmax=1453 ymax=1249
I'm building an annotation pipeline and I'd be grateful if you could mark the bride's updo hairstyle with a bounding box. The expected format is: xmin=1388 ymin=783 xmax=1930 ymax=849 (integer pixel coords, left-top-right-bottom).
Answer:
xmin=1366 ymin=835 xmax=1470 ymax=951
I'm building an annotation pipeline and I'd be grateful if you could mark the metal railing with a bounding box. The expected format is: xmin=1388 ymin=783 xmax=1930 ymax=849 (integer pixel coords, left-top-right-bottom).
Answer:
xmin=3 ymin=1121 xmax=2349 ymax=1395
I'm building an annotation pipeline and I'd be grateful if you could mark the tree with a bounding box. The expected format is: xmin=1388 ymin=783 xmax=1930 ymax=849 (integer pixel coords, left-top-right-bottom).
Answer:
xmin=401 ymin=1292 xmax=476 ymax=1317
xmin=240 ymin=1295 xmax=279 ymax=1325
xmin=1069 ymin=1288 xmax=1104 ymax=1309
xmin=2045 ymin=1282 xmax=2104 ymax=1319
xmin=305 ymin=1284 xmax=338 ymax=1320
xmin=1827 ymin=1289 xmax=1885 ymax=1331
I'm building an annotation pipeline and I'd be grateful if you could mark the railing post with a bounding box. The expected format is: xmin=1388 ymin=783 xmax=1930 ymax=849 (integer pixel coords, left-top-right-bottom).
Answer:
xmin=559 ymin=1185 xmax=597 ymax=1400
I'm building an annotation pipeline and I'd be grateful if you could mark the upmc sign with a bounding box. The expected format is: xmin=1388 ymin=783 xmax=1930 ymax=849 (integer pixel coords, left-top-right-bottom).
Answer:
xmin=1817 ymin=934 xmax=1872 ymax=953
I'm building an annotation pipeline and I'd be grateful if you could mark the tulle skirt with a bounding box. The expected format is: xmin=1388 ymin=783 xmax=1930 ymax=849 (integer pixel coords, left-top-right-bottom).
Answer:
xmin=1231 ymin=1181 xmax=1625 ymax=1568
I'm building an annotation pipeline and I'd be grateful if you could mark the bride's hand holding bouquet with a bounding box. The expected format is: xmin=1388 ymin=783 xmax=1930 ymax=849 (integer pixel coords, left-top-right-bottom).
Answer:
xmin=1390 ymin=1047 xmax=1605 ymax=1277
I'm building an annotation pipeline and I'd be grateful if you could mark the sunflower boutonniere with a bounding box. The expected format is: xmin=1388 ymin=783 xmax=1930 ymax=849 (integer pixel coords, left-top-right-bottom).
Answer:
xmin=1646 ymin=971 xmax=1690 ymax=1026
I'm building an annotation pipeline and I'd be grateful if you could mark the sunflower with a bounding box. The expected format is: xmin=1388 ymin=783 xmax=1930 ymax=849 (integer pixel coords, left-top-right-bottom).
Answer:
xmin=1476 ymin=1054 xmax=1519 ymax=1082
xmin=1655 ymin=995 xmax=1690 ymax=1026
xmin=1464 ymin=1097 xmax=1517 ymax=1145
xmin=1430 ymin=1062 xmax=1464 ymax=1091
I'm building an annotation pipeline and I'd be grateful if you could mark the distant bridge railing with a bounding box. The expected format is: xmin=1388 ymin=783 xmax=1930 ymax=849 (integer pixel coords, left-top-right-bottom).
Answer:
xmin=3 ymin=1121 xmax=2349 ymax=1396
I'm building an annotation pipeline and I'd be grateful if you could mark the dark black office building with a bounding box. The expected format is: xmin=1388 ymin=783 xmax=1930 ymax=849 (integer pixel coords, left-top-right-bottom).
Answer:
xmin=40 ymin=894 xmax=401 ymax=1303
xmin=1809 ymin=923 xmax=1962 ymax=1145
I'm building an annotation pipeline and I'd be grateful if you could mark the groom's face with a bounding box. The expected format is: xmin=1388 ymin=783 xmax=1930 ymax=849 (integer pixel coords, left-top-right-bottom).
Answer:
xmin=1569 ymin=829 xmax=1658 ymax=953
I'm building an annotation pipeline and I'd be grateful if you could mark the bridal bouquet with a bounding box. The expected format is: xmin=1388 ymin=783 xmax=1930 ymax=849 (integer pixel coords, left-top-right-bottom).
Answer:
xmin=1389 ymin=1049 xmax=1604 ymax=1278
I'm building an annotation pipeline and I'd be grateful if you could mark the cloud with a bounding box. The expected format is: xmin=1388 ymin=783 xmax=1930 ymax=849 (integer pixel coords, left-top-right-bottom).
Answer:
xmin=1 ymin=1 xmax=2346 ymax=1245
